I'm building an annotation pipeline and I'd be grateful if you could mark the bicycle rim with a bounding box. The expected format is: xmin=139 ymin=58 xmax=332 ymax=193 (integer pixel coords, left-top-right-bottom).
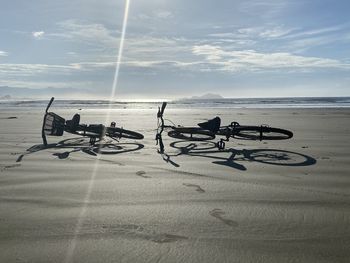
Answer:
xmin=107 ymin=127 xmax=144 ymax=140
xmin=234 ymin=126 xmax=293 ymax=140
xmin=168 ymin=128 xmax=215 ymax=141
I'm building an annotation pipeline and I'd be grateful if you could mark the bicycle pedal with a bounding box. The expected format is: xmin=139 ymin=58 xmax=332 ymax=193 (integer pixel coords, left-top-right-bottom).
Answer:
xmin=217 ymin=139 xmax=225 ymax=150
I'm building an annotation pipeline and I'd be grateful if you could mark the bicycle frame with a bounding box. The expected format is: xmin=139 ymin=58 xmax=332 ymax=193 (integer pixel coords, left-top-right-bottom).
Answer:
xmin=156 ymin=102 xmax=293 ymax=152
xmin=42 ymin=97 xmax=144 ymax=146
xmin=156 ymin=102 xmax=168 ymax=153
xmin=156 ymin=102 xmax=216 ymax=152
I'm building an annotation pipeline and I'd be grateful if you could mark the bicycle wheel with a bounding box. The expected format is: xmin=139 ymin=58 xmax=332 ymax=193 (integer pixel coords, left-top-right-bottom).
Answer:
xmin=72 ymin=124 xmax=104 ymax=138
xmin=234 ymin=126 xmax=293 ymax=140
xmin=168 ymin=127 xmax=215 ymax=141
xmin=107 ymin=127 xmax=144 ymax=140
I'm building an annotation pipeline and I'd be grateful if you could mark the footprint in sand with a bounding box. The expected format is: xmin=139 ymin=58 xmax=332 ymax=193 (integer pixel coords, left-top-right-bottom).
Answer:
xmin=209 ymin=209 xmax=238 ymax=227
xmin=1 ymin=163 xmax=21 ymax=171
xmin=16 ymin=154 xmax=24 ymax=163
xmin=99 ymin=159 xmax=124 ymax=166
xmin=136 ymin=170 xmax=151 ymax=178
xmin=183 ymin=183 xmax=205 ymax=193
xmin=99 ymin=224 xmax=187 ymax=243
xmin=149 ymin=233 xmax=188 ymax=243
xmin=0 ymin=116 xmax=18 ymax=119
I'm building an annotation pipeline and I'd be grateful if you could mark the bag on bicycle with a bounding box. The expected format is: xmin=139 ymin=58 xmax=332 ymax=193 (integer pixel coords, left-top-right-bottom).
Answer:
xmin=43 ymin=112 xmax=65 ymax=136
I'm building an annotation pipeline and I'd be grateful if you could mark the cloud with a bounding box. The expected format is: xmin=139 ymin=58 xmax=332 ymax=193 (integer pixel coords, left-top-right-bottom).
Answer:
xmin=155 ymin=10 xmax=173 ymax=19
xmin=207 ymin=25 xmax=296 ymax=49
xmin=72 ymin=60 xmax=202 ymax=71
xmin=233 ymin=26 xmax=296 ymax=39
xmin=2 ymin=44 xmax=348 ymax=81
xmin=51 ymin=20 xmax=119 ymax=48
xmin=0 ymin=63 xmax=79 ymax=76
xmin=275 ymin=24 xmax=350 ymax=52
xmin=0 ymin=79 xmax=95 ymax=90
xmin=0 ymin=51 xmax=8 ymax=56
xmin=259 ymin=26 xmax=295 ymax=38
xmin=284 ymin=24 xmax=348 ymax=39
xmin=192 ymin=45 xmax=223 ymax=60
xmin=192 ymin=45 xmax=350 ymax=72
xmin=136 ymin=10 xmax=174 ymax=21
xmin=239 ymin=0 xmax=290 ymax=19
xmin=32 ymin=31 xmax=45 ymax=39
xmin=206 ymin=23 xmax=350 ymax=55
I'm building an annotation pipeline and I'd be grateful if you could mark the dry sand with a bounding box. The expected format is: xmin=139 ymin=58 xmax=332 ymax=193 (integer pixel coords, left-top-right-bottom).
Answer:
xmin=0 ymin=106 xmax=349 ymax=263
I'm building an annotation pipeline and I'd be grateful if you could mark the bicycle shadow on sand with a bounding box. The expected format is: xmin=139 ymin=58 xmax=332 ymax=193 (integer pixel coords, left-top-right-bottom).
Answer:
xmin=16 ymin=137 xmax=144 ymax=163
xmin=159 ymin=141 xmax=316 ymax=171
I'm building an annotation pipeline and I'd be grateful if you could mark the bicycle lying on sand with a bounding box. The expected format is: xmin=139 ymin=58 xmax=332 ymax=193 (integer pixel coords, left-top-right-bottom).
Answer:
xmin=42 ymin=97 xmax=144 ymax=146
xmin=155 ymin=102 xmax=293 ymax=152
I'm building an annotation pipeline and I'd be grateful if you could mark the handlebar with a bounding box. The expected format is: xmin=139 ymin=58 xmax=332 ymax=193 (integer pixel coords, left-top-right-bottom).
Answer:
xmin=45 ymin=97 xmax=55 ymax=113
xmin=42 ymin=97 xmax=55 ymax=146
xmin=156 ymin=102 xmax=167 ymax=153
xmin=161 ymin=102 xmax=167 ymax=115
xmin=157 ymin=102 xmax=167 ymax=118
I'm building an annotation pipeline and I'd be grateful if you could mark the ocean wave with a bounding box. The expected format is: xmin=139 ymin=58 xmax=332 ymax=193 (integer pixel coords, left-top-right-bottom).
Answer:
xmin=1 ymin=97 xmax=349 ymax=109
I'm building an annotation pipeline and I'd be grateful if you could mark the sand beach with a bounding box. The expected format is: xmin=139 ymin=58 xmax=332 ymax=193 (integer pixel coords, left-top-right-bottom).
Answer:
xmin=0 ymin=106 xmax=349 ymax=262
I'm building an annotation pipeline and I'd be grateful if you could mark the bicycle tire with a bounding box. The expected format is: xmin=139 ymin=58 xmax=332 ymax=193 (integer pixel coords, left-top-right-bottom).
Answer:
xmin=106 ymin=127 xmax=144 ymax=140
xmin=232 ymin=126 xmax=293 ymax=140
xmin=70 ymin=130 xmax=101 ymax=138
xmin=71 ymin=124 xmax=104 ymax=138
xmin=168 ymin=127 xmax=215 ymax=141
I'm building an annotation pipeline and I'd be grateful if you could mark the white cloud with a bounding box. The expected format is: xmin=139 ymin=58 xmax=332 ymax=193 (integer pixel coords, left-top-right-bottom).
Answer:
xmin=0 ymin=79 xmax=95 ymax=90
xmin=208 ymin=32 xmax=237 ymax=38
xmin=155 ymin=10 xmax=173 ymax=19
xmin=259 ymin=26 xmax=295 ymax=38
xmin=0 ymin=51 xmax=8 ymax=56
xmin=239 ymin=0 xmax=291 ymax=18
xmin=192 ymin=45 xmax=223 ymax=60
xmin=192 ymin=45 xmax=350 ymax=72
xmin=136 ymin=10 xmax=173 ymax=21
xmin=2 ymin=44 xmax=347 ymax=80
xmin=32 ymin=31 xmax=45 ymax=39
xmin=208 ymin=25 xmax=296 ymax=46
xmin=284 ymin=24 xmax=348 ymax=39
xmin=70 ymin=60 xmax=202 ymax=71
xmin=52 ymin=20 xmax=119 ymax=48
xmin=0 ymin=63 xmax=79 ymax=76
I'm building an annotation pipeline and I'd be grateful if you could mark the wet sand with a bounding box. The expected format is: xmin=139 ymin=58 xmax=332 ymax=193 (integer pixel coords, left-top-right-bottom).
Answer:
xmin=0 ymin=107 xmax=349 ymax=262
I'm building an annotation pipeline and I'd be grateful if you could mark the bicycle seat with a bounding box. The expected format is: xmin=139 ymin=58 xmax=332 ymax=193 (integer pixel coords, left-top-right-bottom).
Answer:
xmin=66 ymin=113 xmax=80 ymax=132
xmin=197 ymin=116 xmax=221 ymax=133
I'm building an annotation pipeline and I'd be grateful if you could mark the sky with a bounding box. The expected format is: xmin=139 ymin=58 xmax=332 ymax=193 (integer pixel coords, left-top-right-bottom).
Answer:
xmin=0 ymin=0 xmax=349 ymax=99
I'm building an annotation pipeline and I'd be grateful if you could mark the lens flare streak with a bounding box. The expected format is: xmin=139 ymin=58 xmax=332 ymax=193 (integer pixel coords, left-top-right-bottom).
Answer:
xmin=64 ymin=1 xmax=130 ymax=262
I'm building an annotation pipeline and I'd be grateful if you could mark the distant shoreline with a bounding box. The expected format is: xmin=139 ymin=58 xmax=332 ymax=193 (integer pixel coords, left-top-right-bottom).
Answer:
xmin=1 ymin=96 xmax=349 ymax=109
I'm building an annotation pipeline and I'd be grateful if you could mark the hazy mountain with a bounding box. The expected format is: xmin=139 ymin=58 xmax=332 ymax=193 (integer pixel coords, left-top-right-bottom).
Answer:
xmin=0 ymin=94 xmax=11 ymax=100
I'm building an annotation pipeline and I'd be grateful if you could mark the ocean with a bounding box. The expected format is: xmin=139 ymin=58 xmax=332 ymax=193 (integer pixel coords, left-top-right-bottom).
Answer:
xmin=1 ymin=97 xmax=350 ymax=110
